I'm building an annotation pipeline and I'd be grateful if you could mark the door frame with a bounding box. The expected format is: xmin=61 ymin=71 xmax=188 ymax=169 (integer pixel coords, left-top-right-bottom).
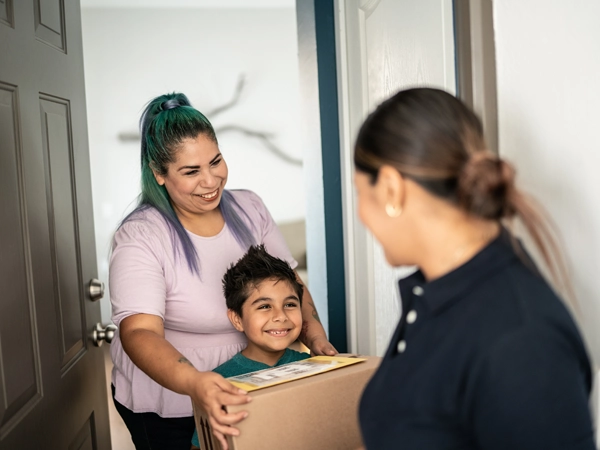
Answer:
xmin=453 ymin=0 xmax=499 ymax=154
xmin=296 ymin=0 xmax=348 ymax=353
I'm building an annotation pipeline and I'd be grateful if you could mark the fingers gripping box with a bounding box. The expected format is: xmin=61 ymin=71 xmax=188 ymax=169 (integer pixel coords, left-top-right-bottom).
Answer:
xmin=193 ymin=355 xmax=381 ymax=450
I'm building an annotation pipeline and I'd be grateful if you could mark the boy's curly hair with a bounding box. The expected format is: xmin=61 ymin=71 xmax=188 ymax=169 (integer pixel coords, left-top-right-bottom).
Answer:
xmin=223 ymin=244 xmax=304 ymax=317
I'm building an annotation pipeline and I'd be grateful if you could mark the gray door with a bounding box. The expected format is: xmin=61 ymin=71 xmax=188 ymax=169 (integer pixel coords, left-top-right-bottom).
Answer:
xmin=0 ymin=1 xmax=111 ymax=449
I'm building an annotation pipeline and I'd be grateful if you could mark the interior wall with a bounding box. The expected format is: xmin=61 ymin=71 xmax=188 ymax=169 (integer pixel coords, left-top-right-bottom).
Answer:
xmin=494 ymin=0 xmax=600 ymax=366
xmin=81 ymin=8 xmax=307 ymax=324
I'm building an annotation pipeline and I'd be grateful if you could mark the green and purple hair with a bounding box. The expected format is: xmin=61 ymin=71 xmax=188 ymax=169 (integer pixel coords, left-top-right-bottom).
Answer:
xmin=121 ymin=92 xmax=256 ymax=275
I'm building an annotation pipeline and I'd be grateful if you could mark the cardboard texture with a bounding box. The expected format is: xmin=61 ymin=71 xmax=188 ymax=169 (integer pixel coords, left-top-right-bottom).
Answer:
xmin=194 ymin=355 xmax=381 ymax=450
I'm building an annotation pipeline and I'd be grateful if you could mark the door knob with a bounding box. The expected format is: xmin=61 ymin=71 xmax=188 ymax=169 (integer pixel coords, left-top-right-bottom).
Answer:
xmin=88 ymin=278 xmax=104 ymax=301
xmin=92 ymin=322 xmax=117 ymax=347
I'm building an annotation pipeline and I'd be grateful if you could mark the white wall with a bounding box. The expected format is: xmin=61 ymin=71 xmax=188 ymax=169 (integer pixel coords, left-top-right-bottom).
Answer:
xmin=81 ymin=8 xmax=306 ymax=323
xmin=494 ymin=0 xmax=600 ymax=366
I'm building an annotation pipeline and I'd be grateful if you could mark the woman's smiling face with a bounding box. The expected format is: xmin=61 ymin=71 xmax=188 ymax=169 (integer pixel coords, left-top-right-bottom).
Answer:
xmin=153 ymin=133 xmax=228 ymax=217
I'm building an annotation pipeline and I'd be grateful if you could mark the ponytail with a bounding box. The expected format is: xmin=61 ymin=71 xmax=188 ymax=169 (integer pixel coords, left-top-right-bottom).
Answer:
xmin=458 ymin=151 xmax=574 ymax=306
xmin=119 ymin=92 xmax=256 ymax=276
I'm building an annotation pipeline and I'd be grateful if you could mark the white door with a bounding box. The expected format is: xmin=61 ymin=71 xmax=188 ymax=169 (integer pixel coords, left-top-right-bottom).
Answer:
xmin=335 ymin=0 xmax=457 ymax=355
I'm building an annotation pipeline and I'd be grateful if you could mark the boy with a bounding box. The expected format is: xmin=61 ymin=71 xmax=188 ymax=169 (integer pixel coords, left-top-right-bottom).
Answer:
xmin=191 ymin=244 xmax=310 ymax=448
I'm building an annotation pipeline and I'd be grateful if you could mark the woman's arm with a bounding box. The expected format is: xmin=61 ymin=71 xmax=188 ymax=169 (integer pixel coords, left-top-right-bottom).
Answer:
xmin=296 ymin=271 xmax=337 ymax=356
xmin=243 ymin=191 xmax=337 ymax=355
xmin=119 ymin=313 xmax=250 ymax=450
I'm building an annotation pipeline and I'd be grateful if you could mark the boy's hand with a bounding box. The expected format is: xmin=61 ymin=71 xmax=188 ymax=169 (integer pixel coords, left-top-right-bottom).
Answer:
xmin=308 ymin=335 xmax=337 ymax=356
xmin=191 ymin=372 xmax=251 ymax=450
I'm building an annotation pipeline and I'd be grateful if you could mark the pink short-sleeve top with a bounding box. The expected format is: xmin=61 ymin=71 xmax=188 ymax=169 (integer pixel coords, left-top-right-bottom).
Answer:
xmin=109 ymin=190 xmax=297 ymax=417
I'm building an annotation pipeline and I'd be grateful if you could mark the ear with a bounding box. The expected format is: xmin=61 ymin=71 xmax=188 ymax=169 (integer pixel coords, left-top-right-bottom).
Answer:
xmin=150 ymin=161 xmax=165 ymax=186
xmin=227 ymin=309 xmax=244 ymax=332
xmin=376 ymin=165 xmax=405 ymax=212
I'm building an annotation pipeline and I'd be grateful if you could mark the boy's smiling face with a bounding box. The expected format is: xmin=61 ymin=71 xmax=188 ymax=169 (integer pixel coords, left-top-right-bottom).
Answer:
xmin=228 ymin=278 xmax=303 ymax=366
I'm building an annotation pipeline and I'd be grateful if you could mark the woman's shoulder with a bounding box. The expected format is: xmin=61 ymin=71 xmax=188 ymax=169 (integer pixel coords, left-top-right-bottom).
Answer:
xmin=227 ymin=189 xmax=270 ymax=218
xmin=473 ymin=260 xmax=591 ymax=372
xmin=121 ymin=205 xmax=166 ymax=226
xmin=227 ymin=189 xmax=264 ymax=207
xmin=114 ymin=206 xmax=170 ymax=243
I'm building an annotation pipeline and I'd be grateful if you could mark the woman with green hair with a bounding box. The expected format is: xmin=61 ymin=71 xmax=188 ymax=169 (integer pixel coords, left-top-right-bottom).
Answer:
xmin=109 ymin=92 xmax=335 ymax=450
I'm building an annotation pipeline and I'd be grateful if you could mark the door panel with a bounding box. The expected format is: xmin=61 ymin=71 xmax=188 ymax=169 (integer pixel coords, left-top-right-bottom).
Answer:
xmin=40 ymin=96 xmax=86 ymax=366
xmin=34 ymin=0 xmax=66 ymax=51
xmin=0 ymin=1 xmax=110 ymax=448
xmin=362 ymin=0 xmax=456 ymax=106
xmin=0 ymin=83 xmax=42 ymax=431
xmin=337 ymin=0 xmax=456 ymax=356
xmin=0 ymin=0 xmax=13 ymax=27
xmin=362 ymin=0 xmax=456 ymax=355
xmin=70 ymin=415 xmax=96 ymax=450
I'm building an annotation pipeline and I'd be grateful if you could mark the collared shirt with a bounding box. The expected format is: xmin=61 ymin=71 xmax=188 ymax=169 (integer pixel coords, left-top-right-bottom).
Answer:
xmin=359 ymin=231 xmax=594 ymax=449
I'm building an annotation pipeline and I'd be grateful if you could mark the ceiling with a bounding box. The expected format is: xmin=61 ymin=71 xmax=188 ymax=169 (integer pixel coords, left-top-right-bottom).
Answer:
xmin=80 ymin=0 xmax=295 ymax=8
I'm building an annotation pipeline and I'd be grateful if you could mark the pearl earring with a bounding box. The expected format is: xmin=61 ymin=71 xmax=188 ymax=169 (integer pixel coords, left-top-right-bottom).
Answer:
xmin=385 ymin=204 xmax=402 ymax=218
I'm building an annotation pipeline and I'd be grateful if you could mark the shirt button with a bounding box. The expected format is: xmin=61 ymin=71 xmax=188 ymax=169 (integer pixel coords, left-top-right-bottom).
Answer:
xmin=397 ymin=340 xmax=407 ymax=353
xmin=406 ymin=310 xmax=417 ymax=324
xmin=412 ymin=286 xmax=424 ymax=296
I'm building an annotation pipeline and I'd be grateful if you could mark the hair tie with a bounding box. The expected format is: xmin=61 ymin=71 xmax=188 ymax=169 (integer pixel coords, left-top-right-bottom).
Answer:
xmin=160 ymin=99 xmax=181 ymax=111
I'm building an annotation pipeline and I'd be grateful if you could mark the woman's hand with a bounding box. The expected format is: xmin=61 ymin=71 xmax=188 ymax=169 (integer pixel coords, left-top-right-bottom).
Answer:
xmin=119 ymin=315 xmax=252 ymax=449
xmin=308 ymin=335 xmax=338 ymax=356
xmin=190 ymin=371 xmax=251 ymax=450
xmin=295 ymin=271 xmax=338 ymax=356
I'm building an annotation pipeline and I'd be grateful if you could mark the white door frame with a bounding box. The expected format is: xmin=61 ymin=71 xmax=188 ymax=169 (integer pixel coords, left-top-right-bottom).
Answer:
xmin=334 ymin=0 xmax=378 ymax=355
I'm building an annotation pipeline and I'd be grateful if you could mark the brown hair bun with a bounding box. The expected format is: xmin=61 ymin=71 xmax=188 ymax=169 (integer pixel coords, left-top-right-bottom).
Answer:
xmin=457 ymin=152 xmax=517 ymax=220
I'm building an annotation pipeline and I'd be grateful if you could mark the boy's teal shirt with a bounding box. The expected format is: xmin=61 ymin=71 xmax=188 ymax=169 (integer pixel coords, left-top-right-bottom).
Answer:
xmin=213 ymin=348 xmax=310 ymax=377
xmin=191 ymin=348 xmax=310 ymax=447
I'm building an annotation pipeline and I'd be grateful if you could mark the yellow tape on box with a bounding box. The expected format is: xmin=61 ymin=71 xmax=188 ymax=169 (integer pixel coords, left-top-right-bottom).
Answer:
xmin=227 ymin=356 xmax=367 ymax=392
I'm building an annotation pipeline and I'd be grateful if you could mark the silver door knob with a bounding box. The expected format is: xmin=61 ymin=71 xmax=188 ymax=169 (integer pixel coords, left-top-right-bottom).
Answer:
xmin=92 ymin=322 xmax=117 ymax=347
xmin=89 ymin=278 xmax=104 ymax=301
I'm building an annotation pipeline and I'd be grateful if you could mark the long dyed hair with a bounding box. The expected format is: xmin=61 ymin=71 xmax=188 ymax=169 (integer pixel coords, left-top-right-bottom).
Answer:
xmin=120 ymin=92 xmax=256 ymax=275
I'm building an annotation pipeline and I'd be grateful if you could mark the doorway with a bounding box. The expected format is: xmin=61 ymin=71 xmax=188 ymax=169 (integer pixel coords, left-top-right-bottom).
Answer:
xmin=80 ymin=1 xmax=315 ymax=447
xmin=336 ymin=0 xmax=498 ymax=356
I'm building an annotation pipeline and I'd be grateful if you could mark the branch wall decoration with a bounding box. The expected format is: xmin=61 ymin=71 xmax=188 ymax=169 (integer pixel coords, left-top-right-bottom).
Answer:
xmin=117 ymin=74 xmax=303 ymax=167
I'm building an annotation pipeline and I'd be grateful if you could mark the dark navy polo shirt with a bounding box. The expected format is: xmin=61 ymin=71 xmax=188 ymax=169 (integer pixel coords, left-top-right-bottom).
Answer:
xmin=359 ymin=231 xmax=594 ymax=449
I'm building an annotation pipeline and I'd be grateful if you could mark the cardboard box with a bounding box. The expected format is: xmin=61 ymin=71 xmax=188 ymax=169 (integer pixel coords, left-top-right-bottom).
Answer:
xmin=194 ymin=355 xmax=381 ymax=450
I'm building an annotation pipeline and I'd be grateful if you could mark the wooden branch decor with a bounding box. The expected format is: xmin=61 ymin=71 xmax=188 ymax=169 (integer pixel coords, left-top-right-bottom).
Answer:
xmin=117 ymin=74 xmax=302 ymax=167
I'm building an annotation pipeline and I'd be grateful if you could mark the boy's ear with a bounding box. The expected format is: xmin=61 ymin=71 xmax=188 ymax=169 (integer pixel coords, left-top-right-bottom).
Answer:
xmin=227 ymin=309 xmax=244 ymax=332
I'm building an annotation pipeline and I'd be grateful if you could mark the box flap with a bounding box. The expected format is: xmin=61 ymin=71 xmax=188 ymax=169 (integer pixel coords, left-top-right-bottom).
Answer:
xmin=228 ymin=356 xmax=366 ymax=392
